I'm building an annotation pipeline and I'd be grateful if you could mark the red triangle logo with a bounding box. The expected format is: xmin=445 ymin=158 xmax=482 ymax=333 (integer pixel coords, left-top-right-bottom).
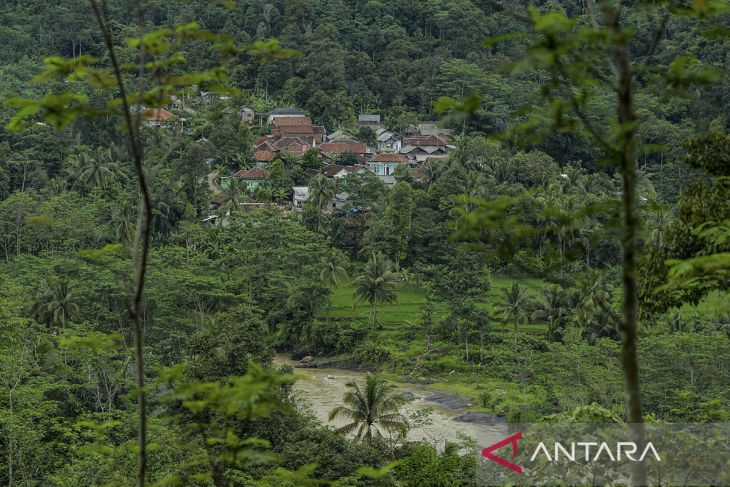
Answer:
xmin=481 ymin=432 xmax=523 ymax=474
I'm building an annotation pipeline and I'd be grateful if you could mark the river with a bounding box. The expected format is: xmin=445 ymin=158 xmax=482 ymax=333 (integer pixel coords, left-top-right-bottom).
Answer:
xmin=278 ymin=357 xmax=509 ymax=450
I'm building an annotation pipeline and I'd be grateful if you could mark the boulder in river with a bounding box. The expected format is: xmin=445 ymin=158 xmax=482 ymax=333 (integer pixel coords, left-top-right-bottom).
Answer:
xmin=423 ymin=392 xmax=469 ymax=410
xmin=300 ymin=355 xmax=314 ymax=364
xmin=398 ymin=391 xmax=417 ymax=402
xmin=452 ymin=412 xmax=507 ymax=426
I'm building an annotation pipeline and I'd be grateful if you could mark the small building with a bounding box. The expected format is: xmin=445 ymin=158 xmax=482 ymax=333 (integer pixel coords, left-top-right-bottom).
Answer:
xmin=378 ymin=175 xmax=397 ymax=188
xmin=401 ymin=145 xmax=450 ymax=163
xmin=254 ymin=150 xmax=276 ymax=166
xmin=400 ymin=135 xmax=454 ymax=163
xmin=273 ymin=116 xmax=312 ymax=127
xmin=271 ymin=137 xmax=312 ymax=154
xmin=334 ymin=191 xmax=350 ymax=210
xmin=375 ymin=128 xmax=402 ymax=152
xmin=270 ymin=116 xmax=325 ymax=146
xmin=233 ymin=167 xmax=269 ymax=190
xmin=318 ymin=142 xmax=368 ymax=162
xmin=323 ymin=164 xmax=368 ymax=180
xmin=368 ymin=152 xmax=408 ymax=176
xmin=143 ymin=108 xmax=179 ymax=128
xmin=403 ymin=134 xmax=451 ymax=147
xmin=273 ymin=124 xmax=323 ymax=147
xmin=323 ymin=164 xmax=349 ymax=179
xmin=267 ymin=108 xmax=306 ymax=125
xmin=327 ymin=130 xmax=357 ymax=142
xmin=292 ymin=186 xmax=310 ymax=209
xmin=240 ymin=106 xmax=255 ymax=125
xmin=356 ymin=114 xmax=384 ymax=130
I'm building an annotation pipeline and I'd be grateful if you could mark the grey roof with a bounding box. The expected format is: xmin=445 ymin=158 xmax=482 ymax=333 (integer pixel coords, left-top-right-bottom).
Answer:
xmin=271 ymin=108 xmax=305 ymax=115
xmin=377 ymin=130 xmax=399 ymax=142
xmin=327 ymin=130 xmax=357 ymax=142
xmin=401 ymin=145 xmax=448 ymax=155
xmin=358 ymin=114 xmax=381 ymax=122
xmin=378 ymin=175 xmax=397 ymax=187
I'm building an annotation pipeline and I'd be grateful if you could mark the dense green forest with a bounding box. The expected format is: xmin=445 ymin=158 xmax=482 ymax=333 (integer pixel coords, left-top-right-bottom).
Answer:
xmin=1 ymin=0 xmax=729 ymax=486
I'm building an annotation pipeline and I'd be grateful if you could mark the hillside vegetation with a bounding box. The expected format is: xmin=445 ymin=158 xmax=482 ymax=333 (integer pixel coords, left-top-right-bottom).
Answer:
xmin=0 ymin=1 xmax=729 ymax=486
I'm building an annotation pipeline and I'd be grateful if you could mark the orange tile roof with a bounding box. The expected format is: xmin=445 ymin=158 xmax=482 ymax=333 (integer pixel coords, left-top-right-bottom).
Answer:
xmin=277 ymin=124 xmax=315 ymax=135
xmin=403 ymin=135 xmax=450 ymax=147
xmin=254 ymin=150 xmax=276 ymax=162
xmin=274 ymin=116 xmax=312 ymax=126
xmin=371 ymin=153 xmax=407 ymax=163
xmin=143 ymin=108 xmax=177 ymax=121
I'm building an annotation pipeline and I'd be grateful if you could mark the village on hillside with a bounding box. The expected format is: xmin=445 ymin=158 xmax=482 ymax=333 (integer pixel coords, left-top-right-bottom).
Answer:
xmin=144 ymin=100 xmax=456 ymax=221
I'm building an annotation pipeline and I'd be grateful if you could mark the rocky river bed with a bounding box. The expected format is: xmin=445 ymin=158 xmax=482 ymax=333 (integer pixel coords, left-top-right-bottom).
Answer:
xmin=277 ymin=356 xmax=509 ymax=450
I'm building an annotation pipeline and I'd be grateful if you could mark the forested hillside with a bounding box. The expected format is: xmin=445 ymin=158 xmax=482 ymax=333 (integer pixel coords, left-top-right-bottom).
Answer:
xmin=0 ymin=1 xmax=729 ymax=486
xmin=2 ymin=0 xmax=728 ymax=188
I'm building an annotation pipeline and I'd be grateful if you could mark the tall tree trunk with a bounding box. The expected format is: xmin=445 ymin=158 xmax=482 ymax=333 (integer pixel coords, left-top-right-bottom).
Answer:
xmin=607 ymin=7 xmax=647 ymax=486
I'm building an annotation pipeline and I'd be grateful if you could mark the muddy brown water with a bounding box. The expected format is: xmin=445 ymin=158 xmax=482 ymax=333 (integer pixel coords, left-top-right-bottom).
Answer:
xmin=277 ymin=356 xmax=509 ymax=450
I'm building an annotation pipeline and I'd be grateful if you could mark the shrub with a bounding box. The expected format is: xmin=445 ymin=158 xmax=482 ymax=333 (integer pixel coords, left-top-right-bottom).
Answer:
xmin=352 ymin=341 xmax=392 ymax=366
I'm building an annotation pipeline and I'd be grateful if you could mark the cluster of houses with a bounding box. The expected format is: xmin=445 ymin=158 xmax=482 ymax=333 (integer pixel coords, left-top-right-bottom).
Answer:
xmin=227 ymin=108 xmax=455 ymax=212
xmin=143 ymin=96 xmax=457 ymax=215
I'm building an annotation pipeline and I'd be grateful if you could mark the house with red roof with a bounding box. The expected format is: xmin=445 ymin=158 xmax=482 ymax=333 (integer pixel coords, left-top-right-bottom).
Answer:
xmin=142 ymin=107 xmax=183 ymax=129
xmin=143 ymin=107 xmax=177 ymax=122
xmin=269 ymin=115 xmax=325 ymax=146
xmin=254 ymin=111 xmax=325 ymax=159
xmin=318 ymin=141 xmax=368 ymax=163
xmin=399 ymin=134 xmax=454 ymax=163
xmin=368 ymin=152 xmax=408 ymax=176
xmin=254 ymin=150 xmax=276 ymax=165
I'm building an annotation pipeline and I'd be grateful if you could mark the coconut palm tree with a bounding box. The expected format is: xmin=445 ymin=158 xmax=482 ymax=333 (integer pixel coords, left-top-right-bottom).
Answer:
xmin=320 ymin=249 xmax=349 ymax=288
xmin=33 ymin=280 xmax=80 ymax=329
xmin=495 ymin=282 xmax=532 ymax=351
xmin=110 ymin=198 xmax=136 ymax=244
xmin=67 ymin=146 xmax=127 ymax=192
xmin=532 ymin=285 xmax=570 ymax=342
xmin=308 ymin=175 xmax=336 ymax=210
xmin=484 ymin=157 xmax=516 ymax=185
xmin=353 ymin=253 xmax=399 ymax=328
xmin=574 ymin=275 xmax=620 ymax=344
xmin=329 ymin=374 xmax=408 ymax=446
xmin=421 ymin=162 xmax=445 ymax=189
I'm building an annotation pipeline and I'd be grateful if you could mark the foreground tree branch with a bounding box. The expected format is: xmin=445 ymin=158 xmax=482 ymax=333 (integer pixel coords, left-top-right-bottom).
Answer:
xmin=605 ymin=4 xmax=646 ymax=485
xmin=89 ymin=1 xmax=152 ymax=484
